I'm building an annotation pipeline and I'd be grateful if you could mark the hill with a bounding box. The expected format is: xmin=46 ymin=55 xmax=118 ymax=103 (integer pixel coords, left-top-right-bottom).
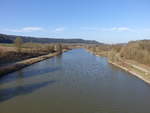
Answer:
xmin=0 ymin=33 xmax=99 ymax=44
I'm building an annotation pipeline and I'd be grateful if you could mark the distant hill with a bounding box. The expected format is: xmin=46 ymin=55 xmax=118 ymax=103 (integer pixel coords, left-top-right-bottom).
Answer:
xmin=0 ymin=33 xmax=100 ymax=44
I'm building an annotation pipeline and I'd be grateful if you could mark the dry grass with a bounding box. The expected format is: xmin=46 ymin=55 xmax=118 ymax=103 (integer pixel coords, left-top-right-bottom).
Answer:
xmin=0 ymin=43 xmax=55 ymax=66
xmin=0 ymin=51 xmax=60 ymax=77
xmin=0 ymin=45 xmax=16 ymax=52
xmin=0 ymin=43 xmax=73 ymax=66
xmin=0 ymin=43 xmax=72 ymax=76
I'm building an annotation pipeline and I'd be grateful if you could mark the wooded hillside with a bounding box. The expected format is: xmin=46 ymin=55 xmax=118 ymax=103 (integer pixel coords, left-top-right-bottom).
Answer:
xmin=0 ymin=33 xmax=99 ymax=44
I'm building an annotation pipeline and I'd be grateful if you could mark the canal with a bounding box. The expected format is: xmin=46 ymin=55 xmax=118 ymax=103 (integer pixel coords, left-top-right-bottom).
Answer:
xmin=0 ymin=49 xmax=150 ymax=113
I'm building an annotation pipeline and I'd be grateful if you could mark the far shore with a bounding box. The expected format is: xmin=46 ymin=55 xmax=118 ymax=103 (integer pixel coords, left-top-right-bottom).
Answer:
xmin=0 ymin=49 xmax=69 ymax=77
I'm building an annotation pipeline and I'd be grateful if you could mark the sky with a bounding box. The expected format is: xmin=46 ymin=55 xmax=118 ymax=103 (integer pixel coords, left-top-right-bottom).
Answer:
xmin=0 ymin=0 xmax=150 ymax=43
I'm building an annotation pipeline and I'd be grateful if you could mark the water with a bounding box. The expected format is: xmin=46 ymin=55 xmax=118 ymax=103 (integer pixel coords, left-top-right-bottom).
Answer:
xmin=0 ymin=49 xmax=150 ymax=113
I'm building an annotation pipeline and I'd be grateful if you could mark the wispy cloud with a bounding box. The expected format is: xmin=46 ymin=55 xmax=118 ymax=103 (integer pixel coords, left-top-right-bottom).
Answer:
xmin=6 ymin=27 xmax=44 ymax=32
xmin=21 ymin=27 xmax=43 ymax=32
xmin=81 ymin=27 xmax=100 ymax=31
xmin=111 ymin=27 xmax=132 ymax=32
xmin=4 ymin=26 xmax=66 ymax=35
xmin=81 ymin=27 xmax=133 ymax=32
xmin=52 ymin=27 xmax=65 ymax=33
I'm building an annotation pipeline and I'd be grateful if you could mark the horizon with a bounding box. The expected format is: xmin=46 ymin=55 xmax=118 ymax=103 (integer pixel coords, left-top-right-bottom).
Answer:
xmin=1 ymin=32 xmax=149 ymax=44
xmin=0 ymin=0 xmax=150 ymax=43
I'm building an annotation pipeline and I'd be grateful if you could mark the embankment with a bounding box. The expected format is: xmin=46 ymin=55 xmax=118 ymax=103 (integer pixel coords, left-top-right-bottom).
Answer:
xmin=0 ymin=49 xmax=69 ymax=77
xmin=86 ymin=48 xmax=150 ymax=85
xmin=109 ymin=60 xmax=150 ymax=85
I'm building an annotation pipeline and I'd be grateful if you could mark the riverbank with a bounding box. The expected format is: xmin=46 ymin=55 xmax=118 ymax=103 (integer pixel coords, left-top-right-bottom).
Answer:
xmin=0 ymin=49 xmax=69 ymax=77
xmin=109 ymin=60 xmax=150 ymax=85
xmin=86 ymin=49 xmax=108 ymax=57
xmin=0 ymin=44 xmax=56 ymax=66
xmin=86 ymin=48 xmax=150 ymax=85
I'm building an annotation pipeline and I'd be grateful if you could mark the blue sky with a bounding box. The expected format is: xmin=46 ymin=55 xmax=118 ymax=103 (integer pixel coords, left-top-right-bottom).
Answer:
xmin=0 ymin=0 xmax=150 ymax=43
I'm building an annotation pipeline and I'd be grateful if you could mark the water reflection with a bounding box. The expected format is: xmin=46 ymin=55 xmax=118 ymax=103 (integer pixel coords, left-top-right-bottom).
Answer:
xmin=16 ymin=70 xmax=24 ymax=79
xmin=0 ymin=67 xmax=61 ymax=84
xmin=54 ymin=54 xmax=63 ymax=66
xmin=0 ymin=49 xmax=150 ymax=113
xmin=0 ymin=80 xmax=56 ymax=102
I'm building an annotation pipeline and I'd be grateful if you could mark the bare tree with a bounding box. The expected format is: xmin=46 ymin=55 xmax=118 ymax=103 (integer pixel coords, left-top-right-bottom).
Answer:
xmin=55 ymin=43 xmax=63 ymax=54
xmin=14 ymin=37 xmax=23 ymax=53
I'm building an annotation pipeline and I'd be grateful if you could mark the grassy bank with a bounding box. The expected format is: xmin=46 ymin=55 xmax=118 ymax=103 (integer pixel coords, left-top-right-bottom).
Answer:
xmin=0 ymin=49 xmax=69 ymax=77
xmin=0 ymin=43 xmax=57 ymax=66
xmin=86 ymin=47 xmax=150 ymax=85
xmin=109 ymin=60 xmax=150 ymax=84
xmin=0 ymin=42 xmax=73 ymax=77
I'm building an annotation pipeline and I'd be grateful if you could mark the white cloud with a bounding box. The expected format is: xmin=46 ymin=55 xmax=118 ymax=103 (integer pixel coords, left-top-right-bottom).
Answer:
xmin=6 ymin=27 xmax=44 ymax=32
xmin=53 ymin=27 xmax=65 ymax=32
xmin=81 ymin=27 xmax=133 ymax=32
xmin=4 ymin=27 xmax=66 ymax=34
xmin=111 ymin=27 xmax=132 ymax=32
xmin=22 ymin=27 xmax=43 ymax=32
xmin=80 ymin=27 xmax=99 ymax=31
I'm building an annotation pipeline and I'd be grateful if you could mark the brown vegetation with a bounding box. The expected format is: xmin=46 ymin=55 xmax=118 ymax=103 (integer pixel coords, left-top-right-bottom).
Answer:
xmin=86 ymin=41 xmax=150 ymax=84
xmin=0 ymin=42 xmax=74 ymax=76
xmin=0 ymin=43 xmax=72 ymax=66
xmin=14 ymin=37 xmax=23 ymax=53
xmin=120 ymin=40 xmax=150 ymax=66
xmin=55 ymin=43 xmax=63 ymax=54
xmin=0 ymin=51 xmax=60 ymax=77
xmin=85 ymin=44 xmax=111 ymax=57
xmin=87 ymin=40 xmax=150 ymax=67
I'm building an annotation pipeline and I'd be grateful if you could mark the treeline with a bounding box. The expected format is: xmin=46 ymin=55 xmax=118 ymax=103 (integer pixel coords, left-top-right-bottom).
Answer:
xmin=0 ymin=37 xmax=72 ymax=66
xmin=13 ymin=37 xmax=67 ymax=54
xmin=85 ymin=44 xmax=112 ymax=57
xmin=120 ymin=40 xmax=150 ymax=65
xmin=86 ymin=40 xmax=150 ymax=66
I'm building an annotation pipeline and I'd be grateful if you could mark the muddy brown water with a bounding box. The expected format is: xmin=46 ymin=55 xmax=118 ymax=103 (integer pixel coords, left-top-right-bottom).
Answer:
xmin=0 ymin=49 xmax=150 ymax=113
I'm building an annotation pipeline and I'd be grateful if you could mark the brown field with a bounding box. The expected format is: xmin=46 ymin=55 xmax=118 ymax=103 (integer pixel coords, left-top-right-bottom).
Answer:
xmin=0 ymin=45 xmax=16 ymax=52
xmin=0 ymin=43 xmax=56 ymax=66
xmin=0 ymin=43 xmax=77 ymax=67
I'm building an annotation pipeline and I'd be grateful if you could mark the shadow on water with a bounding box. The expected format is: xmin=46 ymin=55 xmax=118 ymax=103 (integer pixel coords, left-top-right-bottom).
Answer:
xmin=0 ymin=67 xmax=61 ymax=84
xmin=53 ymin=54 xmax=63 ymax=65
xmin=0 ymin=80 xmax=56 ymax=103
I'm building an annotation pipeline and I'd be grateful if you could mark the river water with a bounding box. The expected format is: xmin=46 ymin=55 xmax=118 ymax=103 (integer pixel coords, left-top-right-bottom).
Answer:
xmin=0 ymin=49 xmax=150 ymax=113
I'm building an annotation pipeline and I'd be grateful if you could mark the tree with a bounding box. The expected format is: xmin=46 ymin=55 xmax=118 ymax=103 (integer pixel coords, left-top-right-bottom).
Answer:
xmin=14 ymin=37 xmax=23 ymax=53
xmin=55 ymin=43 xmax=62 ymax=54
xmin=46 ymin=44 xmax=55 ymax=52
